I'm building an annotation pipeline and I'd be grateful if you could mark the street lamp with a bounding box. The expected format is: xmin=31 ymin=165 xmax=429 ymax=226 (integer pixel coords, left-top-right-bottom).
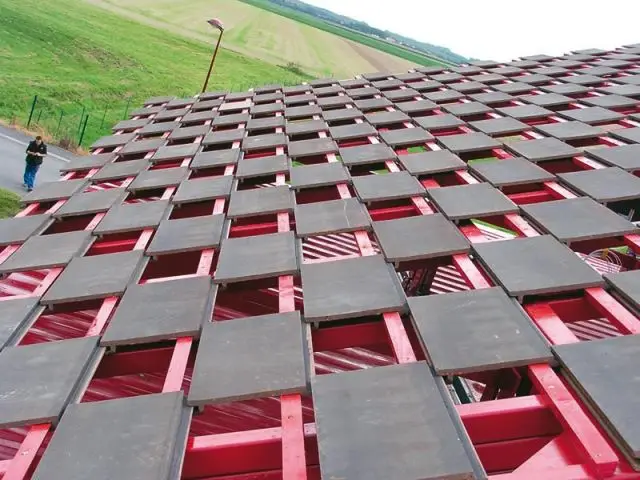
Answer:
xmin=201 ymin=18 xmax=225 ymax=94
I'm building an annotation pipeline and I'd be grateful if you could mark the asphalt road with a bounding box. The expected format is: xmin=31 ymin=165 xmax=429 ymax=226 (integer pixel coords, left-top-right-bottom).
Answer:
xmin=0 ymin=125 xmax=77 ymax=193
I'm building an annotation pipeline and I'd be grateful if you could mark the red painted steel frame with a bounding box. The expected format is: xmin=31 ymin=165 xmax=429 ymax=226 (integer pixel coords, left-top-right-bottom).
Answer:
xmin=3 ymin=81 xmax=640 ymax=479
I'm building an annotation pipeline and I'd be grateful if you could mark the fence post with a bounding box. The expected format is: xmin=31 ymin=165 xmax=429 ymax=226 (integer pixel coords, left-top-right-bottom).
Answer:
xmin=77 ymin=106 xmax=86 ymax=136
xmin=78 ymin=115 xmax=90 ymax=147
xmin=26 ymin=95 xmax=38 ymax=128
xmin=100 ymin=107 xmax=108 ymax=129
xmin=36 ymin=109 xmax=44 ymax=123
xmin=123 ymin=97 xmax=132 ymax=119
xmin=55 ymin=111 xmax=64 ymax=136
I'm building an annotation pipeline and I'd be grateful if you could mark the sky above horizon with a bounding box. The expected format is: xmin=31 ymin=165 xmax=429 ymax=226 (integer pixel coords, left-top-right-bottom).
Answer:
xmin=303 ymin=0 xmax=640 ymax=61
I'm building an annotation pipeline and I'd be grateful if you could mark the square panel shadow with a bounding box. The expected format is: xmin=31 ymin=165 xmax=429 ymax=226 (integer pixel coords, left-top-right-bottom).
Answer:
xmin=472 ymin=235 xmax=604 ymax=297
xmin=188 ymin=311 xmax=307 ymax=407
xmin=409 ymin=287 xmax=552 ymax=375
xmin=301 ymin=255 xmax=407 ymax=322
xmin=101 ymin=276 xmax=216 ymax=347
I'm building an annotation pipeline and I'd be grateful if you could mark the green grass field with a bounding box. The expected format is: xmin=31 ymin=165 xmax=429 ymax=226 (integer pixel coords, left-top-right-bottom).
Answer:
xmin=0 ymin=189 xmax=20 ymax=219
xmin=85 ymin=0 xmax=418 ymax=78
xmin=0 ymin=0 xmax=311 ymax=146
xmin=241 ymin=0 xmax=447 ymax=68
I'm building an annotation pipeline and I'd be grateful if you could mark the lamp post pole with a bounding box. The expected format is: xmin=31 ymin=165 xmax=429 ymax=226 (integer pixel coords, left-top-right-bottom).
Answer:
xmin=202 ymin=19 xmax=225 ymax=94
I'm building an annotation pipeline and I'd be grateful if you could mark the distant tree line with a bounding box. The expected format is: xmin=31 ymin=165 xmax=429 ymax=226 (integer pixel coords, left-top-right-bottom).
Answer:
xmin=267 ymin=0 xmax=469 ymax=64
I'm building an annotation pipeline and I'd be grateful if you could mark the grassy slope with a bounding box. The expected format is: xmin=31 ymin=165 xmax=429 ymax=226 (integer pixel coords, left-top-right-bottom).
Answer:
xmin=0 ymin=189 xmax=20 ymax=219
xmin=0 ymin=0 xmax=310 ymax=145
xmin=87 ymin=0 xmax=417 ymax=78
xmin=241 ymin=0 xmax=446 ymax=67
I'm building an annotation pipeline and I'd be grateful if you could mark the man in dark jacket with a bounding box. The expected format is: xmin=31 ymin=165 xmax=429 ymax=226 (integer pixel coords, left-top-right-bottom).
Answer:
xmin=24 ymin=136 xmax=47 ymax=191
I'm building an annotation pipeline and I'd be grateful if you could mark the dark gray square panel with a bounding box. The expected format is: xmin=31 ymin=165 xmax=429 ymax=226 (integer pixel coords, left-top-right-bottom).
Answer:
xmin=470 ymin=117 xmax=529 ymax=136
xmin=597 ymin=84 xmax=640 ymax=97
xmin=91 ymin=133 xmax=136 ymax=150
xmin=146 ymin=215 xmax=226 ymax=255
xmin=437 ymin=132 xmax=502 ymax=153
xmin=94 ymin=200 xmax=170 ymax=235
xmin=424 ymin=89 xmax=465 ymax=103
xmin=0 ymin=231 xmax=93 ymax=274
xmin=41 ymin=250 xmax=146 ymax=305
xmin=415 ymin=114 xmax=466 ymax=131
xmin=521 ymin=197 xmax=638 ymax=242
xmin=312 ymin=362 xmax=478 ymax=480
xmin=380 ymin=127 xmax=433 ymax=147
xmin=427 ymin=183 xmax=518 ymax=221
xmin=0 ymin=298 xmax=40 ymax=350
xmin=290 ymin=162 xmax=350 ymax=190
xmin=443 ymin=102 xmax=493 ymax=117
xmin=410 ymin=287 xmax=552 ymax=374
xmin=295 ymin=198 xmax=371 ymax=237
xmin=398 ymin=150 xmax=467 ymax=175
xmin=236 ymin=154 xmax=289 ymax=179
xmin=151 ymin=144 xmax=199 ymax=163
xmin=247 ymin=116 xmax=285 ymax=132
xmin=215 ymin=232 xmax=298 ymax=284
xmin=558 ymin=107 xmax=624 ymax=125
xmin=203 ymin=129 xmax=246 ymax=146
xmin=285 ymin=119 xmax=328 ymax=136
xmin=558 ymin=167 xmax=640 ymax=202
xmin=242 ymin=133 xmax=287 ymax=152
xmin=322 ymin=108 xmax=364 ymax=123
xmin=508 ymin=137 xmax=580 ymax=162
xmin=54 ymin=188 xmax=127 ymax=218
xmin=0 ymin=215 xmax=51 ymax=247
xmin=541 ymin=83 xmax=590 ymax=96
xmin=469 ymin=157 xmax=556 ymax=187
xmin=301 ymin=255 xmax=406 ymax=322
xmin=395 ymin=99 xmax=438 ymax=115
xmin=188 ymin=311 xmax=307 ymax=406
xmin=497 ymin=104 xmax=553 ymax=120
xmin=172 ymin=176 xmax=233 ymax=204
xmin=227 ymin=186 xmax=293 ymax=218
xmin=534 ymin=121 xmax=601 ymax=141
xmin=91 ymin=159 xmax=148 ymax=182
xmin=611 ymin=127 xmax=640 ymax=144
xmin=288 ymin=138 xmax=338 ymax=158
xmin=605 ymin=270 xmax=640 ymax=311
xmin=472 ymin=235 xmax=604 ymax=297
xmin=0 ymin=337 xmax=100 ymax=428
xmin=127 ymin=167 xmax=188 ymax=192
xmin=373 ymin=213 xmax=469 ymax=263
xmin=138 ymin=121 xmax=180 ymax=136
xmin=339 ymin=143 xmax=397 ymax=167
xmin=353 ymin=171 xmax=425 ymax=202
xmin=469 ymin=91 xmax=514 ymax=105
xmin=22 ymin=179 xmax=87 ymax=204
xmin=562 ymin=74 xmax=604 ymax=85
xmin=354 ymin=97 xmax=393 ymax=111
xmin=448 ymin=82 xmax=488 ymax=94
xmin=582 ymin=95 xmax=638 ymax=109
xmin=212 ymin=113 xmax=249 ymax=128
xmin=553 ymin=335 xmax=640 ymax=460
xmin=101 ymin=276 xmax=215 ymax=346
xmin=285 ymin=105 xmax=322 ymax=119
xmin=191 ymin=149 xmax=241 ymax=169
xmin=329 ymin=123 xmax=377 ymax=141
xmin=112 ymin=118 xmax=149 ymax=132
xmin=32 ymin=392 xmax=191 ymax=480
xmin=521 ymin=93 xmax=573 ymax=107
xmin=365 ymin=110 xmax=411 ymax=126
xmin=588 ymin=144 xmax=640 ymax=171
xmin=61 ymin=153 xmax=116 ymax=173
xmin=493 ymin=82 xmax=535 ymax=95
xmin=119 ymin=138 xmax=165 ymax=156
xmin=168 ymin=125 xmax=210 ymax=141
xmin=250 ymin=102 xmax=284 ymax=116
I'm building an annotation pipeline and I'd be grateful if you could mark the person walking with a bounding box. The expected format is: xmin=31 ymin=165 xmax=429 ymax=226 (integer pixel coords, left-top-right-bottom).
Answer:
xmin=24 ymin=136 xmax=47 ymax=192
